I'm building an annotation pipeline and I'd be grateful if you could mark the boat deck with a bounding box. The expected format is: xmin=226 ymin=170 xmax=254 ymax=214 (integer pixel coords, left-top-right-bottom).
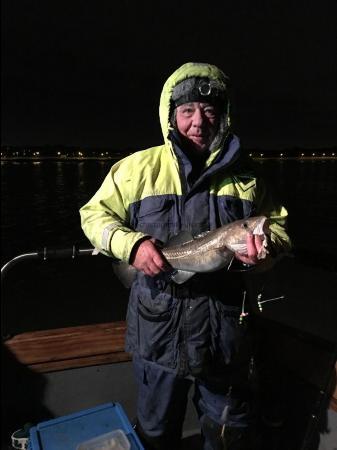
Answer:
xmin=1 ymin=250 xmax=336 ymax=449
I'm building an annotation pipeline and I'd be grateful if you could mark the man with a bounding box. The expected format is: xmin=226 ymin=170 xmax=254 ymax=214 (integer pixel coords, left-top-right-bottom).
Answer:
xmin=80 ymin=62 xmax=291 ymax=450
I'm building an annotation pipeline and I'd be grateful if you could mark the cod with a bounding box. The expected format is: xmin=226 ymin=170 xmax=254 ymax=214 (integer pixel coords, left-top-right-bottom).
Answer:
xmin=113 ymin=216 xmax=269 ymax=286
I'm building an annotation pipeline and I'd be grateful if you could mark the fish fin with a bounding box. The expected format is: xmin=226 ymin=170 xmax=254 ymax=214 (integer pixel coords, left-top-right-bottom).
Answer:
xmin=112 ymin=261 xmax=137 ymax=288
xmin=166 ymin=230 xmax=194 ymax=247
xmin=170 ymin=270 xmax=196 ymax=284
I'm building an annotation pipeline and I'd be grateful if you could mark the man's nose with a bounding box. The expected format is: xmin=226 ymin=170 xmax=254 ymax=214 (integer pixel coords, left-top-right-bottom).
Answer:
xmin=192 ymin=108 xmax=204 ymax=127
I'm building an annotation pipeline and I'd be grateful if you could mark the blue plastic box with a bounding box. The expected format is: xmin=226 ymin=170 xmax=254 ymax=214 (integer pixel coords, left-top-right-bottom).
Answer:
xmin=28 ymin=402 xmax=144 ymax=450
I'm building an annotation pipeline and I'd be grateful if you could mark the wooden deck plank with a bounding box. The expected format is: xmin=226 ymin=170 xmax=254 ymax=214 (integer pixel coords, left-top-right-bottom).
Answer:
xmin=3 ymin=321 xmax=131 ymax=372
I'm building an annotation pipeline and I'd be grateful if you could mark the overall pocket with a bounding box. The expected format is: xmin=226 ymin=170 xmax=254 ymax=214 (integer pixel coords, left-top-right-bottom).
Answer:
xmin=137 ymin=294 xmax=177 ymax=367
xmin=216 ymin=304 xmax=244 ymax=365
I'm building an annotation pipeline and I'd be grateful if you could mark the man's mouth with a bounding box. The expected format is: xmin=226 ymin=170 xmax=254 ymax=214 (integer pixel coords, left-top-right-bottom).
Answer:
xmin=190 ymin=135 xmax=205 ymax=140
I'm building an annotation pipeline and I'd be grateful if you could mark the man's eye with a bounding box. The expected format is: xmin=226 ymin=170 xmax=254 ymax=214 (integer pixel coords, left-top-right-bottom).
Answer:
xmin=204 ymin=108 xmax=216 ymax=116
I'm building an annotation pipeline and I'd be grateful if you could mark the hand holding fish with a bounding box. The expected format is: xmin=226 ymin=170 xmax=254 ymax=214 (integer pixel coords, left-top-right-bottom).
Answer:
xmin=130 ymin=238 xmax=171 ymax=276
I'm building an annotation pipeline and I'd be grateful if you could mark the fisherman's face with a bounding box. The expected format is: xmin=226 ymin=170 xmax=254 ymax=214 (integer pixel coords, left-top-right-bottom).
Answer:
xmin=175 ymin=102 xmax=219 ymax=152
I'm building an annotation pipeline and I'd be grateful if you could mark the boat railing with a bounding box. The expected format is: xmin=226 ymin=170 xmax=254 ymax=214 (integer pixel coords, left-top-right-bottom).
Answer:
xmin=1 ymin=246 xmax=95 ymax=280
xmin=1 ymin=246 xmax=132 ymax=373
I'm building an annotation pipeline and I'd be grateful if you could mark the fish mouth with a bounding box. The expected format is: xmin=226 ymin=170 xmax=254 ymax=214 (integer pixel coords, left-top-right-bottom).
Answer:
xmin=262 ymin=217 xmax=270 ymax=234
xmin=253 ymin=217 xmax=270 ymax=235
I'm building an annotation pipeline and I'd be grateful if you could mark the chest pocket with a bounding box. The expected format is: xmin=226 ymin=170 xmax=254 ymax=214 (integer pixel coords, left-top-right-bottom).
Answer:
xmin=217 ymin=196 xmax=254 ymax=225
xmin=216 ymin=176 xmax=256 ymax=225
xmin=136 ymin=196 xmax=175 ymax=242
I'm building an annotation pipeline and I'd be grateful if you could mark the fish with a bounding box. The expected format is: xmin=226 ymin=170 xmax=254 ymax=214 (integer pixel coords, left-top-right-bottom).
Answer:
xmin=113 ymin=216 xmax=269 ymax=287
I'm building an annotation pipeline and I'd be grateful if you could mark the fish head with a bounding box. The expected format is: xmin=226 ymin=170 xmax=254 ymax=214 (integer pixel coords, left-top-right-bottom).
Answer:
xmin=219 ymin=216 xmax=269 ymax=258
xmin=240 ymin=216 xmax=269 ymax=236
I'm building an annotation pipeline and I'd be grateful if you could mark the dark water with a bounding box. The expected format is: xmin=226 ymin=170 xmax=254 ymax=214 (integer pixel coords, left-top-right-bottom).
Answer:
xmin=1 ymin=158 xmax=337 ymax=264
xmin=1 ymin=160 xmax=113 ymax=263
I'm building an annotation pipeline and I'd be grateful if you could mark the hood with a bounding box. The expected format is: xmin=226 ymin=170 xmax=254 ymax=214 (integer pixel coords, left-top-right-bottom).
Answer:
xmin=159 ymin=62 xmax=231 ymax=158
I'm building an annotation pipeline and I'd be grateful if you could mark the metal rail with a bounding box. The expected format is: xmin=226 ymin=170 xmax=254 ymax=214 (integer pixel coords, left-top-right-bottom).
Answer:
xmin=1 ymin=246 xmax=97 ymax=340
xmin=1 ymin=246 xmax=95 ymax=280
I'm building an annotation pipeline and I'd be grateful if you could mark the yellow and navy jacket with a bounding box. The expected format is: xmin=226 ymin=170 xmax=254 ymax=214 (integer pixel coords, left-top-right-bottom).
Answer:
xmin=80 ymin=62 xmax=290 ymax=375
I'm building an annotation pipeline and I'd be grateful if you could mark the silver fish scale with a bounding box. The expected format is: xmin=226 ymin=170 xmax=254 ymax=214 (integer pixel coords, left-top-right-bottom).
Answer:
xmin=163 ymin=237 xmax=221 ymax=260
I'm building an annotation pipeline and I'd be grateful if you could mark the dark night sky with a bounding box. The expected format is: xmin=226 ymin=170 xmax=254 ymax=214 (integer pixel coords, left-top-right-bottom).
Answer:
xmin=1 ymin=0 xmax=337 ymax=150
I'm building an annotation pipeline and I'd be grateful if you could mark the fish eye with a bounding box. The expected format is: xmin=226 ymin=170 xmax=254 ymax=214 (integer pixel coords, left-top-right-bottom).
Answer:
xmin=242 ymin=222 xmax=248 ymax=229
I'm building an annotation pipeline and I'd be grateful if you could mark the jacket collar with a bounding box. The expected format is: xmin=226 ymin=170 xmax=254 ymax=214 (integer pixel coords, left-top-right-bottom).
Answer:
xmin=169 ymin=131 xmax=243 ymax=192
